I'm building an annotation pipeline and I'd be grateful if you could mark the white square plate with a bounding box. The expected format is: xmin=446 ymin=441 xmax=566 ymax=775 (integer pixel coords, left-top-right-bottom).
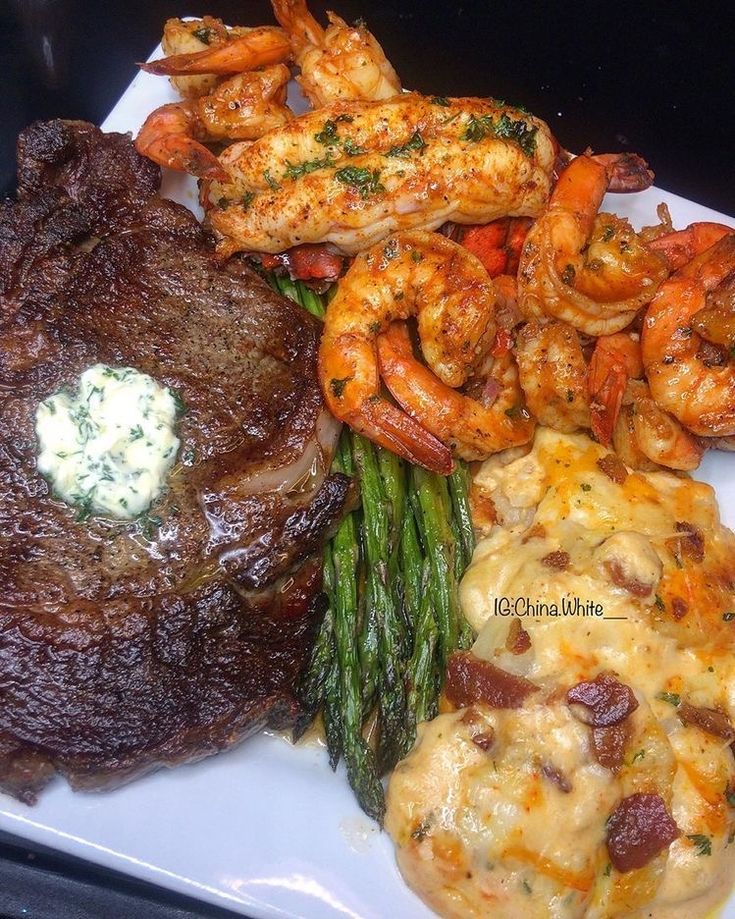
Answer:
xmin=2 ymin=44 xmax=734 ymax=919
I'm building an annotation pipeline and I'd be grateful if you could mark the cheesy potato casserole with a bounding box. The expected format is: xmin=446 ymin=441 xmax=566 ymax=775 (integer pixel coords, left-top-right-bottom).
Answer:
xmin=386 ymin=428 xmax=735 ymax=918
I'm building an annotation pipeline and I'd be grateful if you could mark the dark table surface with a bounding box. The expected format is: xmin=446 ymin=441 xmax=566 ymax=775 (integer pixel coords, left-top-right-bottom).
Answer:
xmin=1 ymin=1 xmax=734 ymax=917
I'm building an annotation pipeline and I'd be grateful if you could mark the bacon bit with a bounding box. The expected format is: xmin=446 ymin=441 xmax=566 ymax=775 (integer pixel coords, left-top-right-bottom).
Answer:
xmin=671 ymin=597 xmax=688 ymax=620
xmin=591 ymin=722 xmax=630 ymax=771
xmin=521 ymin=523 xmax=546 ymax=544
xmin=678 ymin=702 xmax=735 ymax=741
xmin=596 ymin=454 xmax=628 ymax=485
xmin=567 ymin=672 xmax=639 ymax=727
xmin=541 ymin=550 xmax=570 ymax=570
xmin=471 ymin=731 xmax=496 ymax=751
xmin=470 ymin=484 xmax=497 ymax=528
xmin=506 ymin=619 xmax=531 ymax=655
xmin=541 ymin=761 xmax=572 ymax=793
xmin=491 ymin=327 xmax=514 ymax=358
xmin=445 ymin=652 xmax=538 ymax=709
xmin=604 ymin=559 xmax=654 ymax=598
xmin=674 ymin=521 xmax=705 ymax=563
xmin=606 ymin=793 xmax=679 ymax=873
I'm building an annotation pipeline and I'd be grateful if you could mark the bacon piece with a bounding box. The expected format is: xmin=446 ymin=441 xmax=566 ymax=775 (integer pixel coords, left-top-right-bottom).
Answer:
xmin=678 ymin=702 xmax=735 ymax=741
xmin=674 ymin=521 xmax=705 ymax=563
xmin=505 ymin=619 xmax=531 ymax=655
xmin=445 ymin=652 xmax=538 ymax=709
xmin=542 ymin=550 xmax=570 ymax=570
xmin=671 ymin=597 xmax=688 ymax=620
xmin=606 ymin=793 xmax=679 ymax=872
xmin=591 ymin=723 xmax=630 ymax=771
xmin=604 ymin=559 xmax=653 ymax=598
xmin=541 ymin=761 xmax=572 ymax=793
xmin=596 ymin=454 xmax=628 ymax=485
xmin=567 ymin=672 xmax=638 ymax=727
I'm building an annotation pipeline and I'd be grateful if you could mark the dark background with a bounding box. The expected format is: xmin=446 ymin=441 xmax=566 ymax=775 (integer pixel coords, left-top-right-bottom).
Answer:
xmin=0 ymin=1 xmax=734 ymax=917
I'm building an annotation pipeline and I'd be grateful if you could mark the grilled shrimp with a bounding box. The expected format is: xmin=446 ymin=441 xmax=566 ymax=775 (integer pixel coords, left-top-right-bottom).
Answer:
xmin=318 ymin=231 xmax=511 ymax=472
xmin=587 ymin=331 xmax=643 ymax=445
xmin=642 ymin=233 xmax=735 ymax=436
xmin=518 ymin=155 xmax=668 ymax=336
xmin=135 ymin=66 xmax=292 ymax=179
xmin=272 ymin=0 xmax=401 ymax=106
xmin=208 ymin=94 xmax=556 ymax=257
xmin=141 ymin=25 xmax=291 ymax=77
xmin=648 ymin=221 xmax=734 ymax=271
xmin=158 ymin=17 xmax=230 ymax=99
xmin=513 ymin=319 xmax=591 ymax=433
xmin=377 ymin=323 xmax=534 ymax=461
xmin=613 ymin=380 xmax=704 ymax=471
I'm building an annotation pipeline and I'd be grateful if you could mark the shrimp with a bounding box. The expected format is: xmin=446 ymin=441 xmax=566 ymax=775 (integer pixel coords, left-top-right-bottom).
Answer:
xmin=136 ymin=66 xmax=292 ymax=179
xmin=208 ymin=93 xmax=556 ymax=257
xmin=647 ymin=221 xmax=734 ymax=271
xmin=613 ymin=380 xmax=704 ymax=471
xmin=377 ymin=323 xmax=534 ymax=461
xmin=642 ymin=233 xmax=735 ymax=436
xmin=513 ymin=319 xmax=591 ymax=433
xmin=141 ymin=25 xmax=291 ymax=76
xmin=518 ymin=155 xmax=668 ymax=336
xmin=135 ymin=104 xmax=228 ymax=181
xmin=272 ymin=0 xmax=401 ymax=106
xmin=158 ymin=17 xmax=231 ymax=99
xmin=318 ymin=231 xmax=507 ymax=472
xmin=587 ymin=332 xmax=643 ymax=445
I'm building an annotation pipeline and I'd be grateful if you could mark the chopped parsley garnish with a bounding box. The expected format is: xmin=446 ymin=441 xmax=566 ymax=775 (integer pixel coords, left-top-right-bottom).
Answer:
xmin=521 ymin=879 xmax=532 ymax=894
xmin=631 ymin=749 xmax=645 ymax=763
xmin=654 ymin=594 xmax=666 ymax=611
xmin=283 ymin=153 xmax=335 ymax=180
xmin=241 ymin=191 xmax=256 ymax=210
xmin=334 ymin=166 xmax=385 ymax=198
xmin=602 ymin=225 xmax=615 ymax=242
xmin=461 ymin=112 xmax=538 ymax=156
xmin=580 ymin=482 xmax=592 ymax=492
xmin=603 ymin=862 xmax=612 ymax=877
xmin=656 ymin=691 xmax=681 ymax=707
xmin=314 ymin=119 xmax=340 ymax=145
xmin=687 ymin=834 xmax=712 ymax=857
xmin=129 ymin=425 xmax=144 ymax=441
xmin=329 ymin=377 xmax=351 ymax=398
xmin=343 ymin=138 xmax=366 ymax=156
xmin=263 ymin=168 xmax=281 ymax=190
xmin=386 ymin=130 xmax=427 ymax=159
xmin=430 ymin=96 xmax=450 ymax=106
xmin=192 ymin=27 xmax=214 ymax=44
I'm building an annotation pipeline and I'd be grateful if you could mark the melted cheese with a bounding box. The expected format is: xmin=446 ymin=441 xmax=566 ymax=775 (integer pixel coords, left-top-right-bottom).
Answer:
xmin=386 ymin=429 xmax=735 ymax=919
xmin=36 ymin=364 xmax=180 ymax=519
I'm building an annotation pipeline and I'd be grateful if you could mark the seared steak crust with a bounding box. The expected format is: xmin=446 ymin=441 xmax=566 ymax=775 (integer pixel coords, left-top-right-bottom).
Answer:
xmin=0 ymin=121 xmax=346 ymax=802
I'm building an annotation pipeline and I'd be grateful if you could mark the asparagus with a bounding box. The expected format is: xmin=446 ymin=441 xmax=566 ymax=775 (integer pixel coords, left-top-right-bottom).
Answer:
xmin=330 ymin=436 xmax=385 ymax=821
xmin=411 ymin=467 xmax=462 ymax=670
xmin=352 ymin=435 xmax=409 ymax=775
xmin=269 ymin=272 xmax=479 ymax=818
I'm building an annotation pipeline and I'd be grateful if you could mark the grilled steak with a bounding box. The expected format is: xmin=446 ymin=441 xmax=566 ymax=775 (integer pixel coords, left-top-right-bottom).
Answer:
xmin=0 ymin=120 xmax=348 ymax=803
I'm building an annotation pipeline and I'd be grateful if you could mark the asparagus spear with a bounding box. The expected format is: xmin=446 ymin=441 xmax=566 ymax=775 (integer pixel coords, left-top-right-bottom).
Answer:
xmin=331 ymin=435 xmax=385 ymax=821
xmin=352 ymin=435 xmax=409 ymax=775
xmin=406 ymin=558 xmax=440 ymax=727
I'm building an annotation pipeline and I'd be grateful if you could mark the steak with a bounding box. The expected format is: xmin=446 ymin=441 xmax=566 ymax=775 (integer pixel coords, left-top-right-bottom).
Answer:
xmin=0 ymin=121 xmax=349 ymax=803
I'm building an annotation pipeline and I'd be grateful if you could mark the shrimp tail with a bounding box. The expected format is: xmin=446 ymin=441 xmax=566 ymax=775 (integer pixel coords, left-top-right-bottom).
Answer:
xmin=590 ymin=152 xmax=654 ymax=193
xmin=347 ymin=398 xmax=453 ymax=475
xmin=587 ymin=333 xmax=643 ymax=446
xmin=135 ymin=104 xmax=229 ymax=181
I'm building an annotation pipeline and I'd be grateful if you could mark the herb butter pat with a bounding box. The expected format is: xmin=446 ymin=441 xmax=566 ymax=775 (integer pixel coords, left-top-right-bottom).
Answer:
xmin=35 ymin=364 xmax=180 ymax=520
